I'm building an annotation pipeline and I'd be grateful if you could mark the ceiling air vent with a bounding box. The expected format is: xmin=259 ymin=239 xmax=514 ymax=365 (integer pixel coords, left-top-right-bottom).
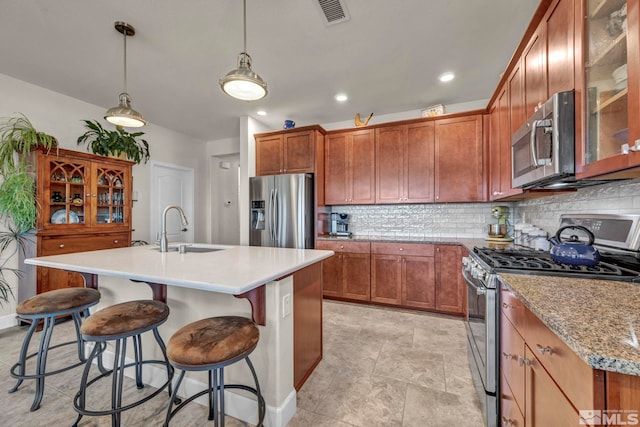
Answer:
xmin=316 ymin=0 xmax=351 ymax=26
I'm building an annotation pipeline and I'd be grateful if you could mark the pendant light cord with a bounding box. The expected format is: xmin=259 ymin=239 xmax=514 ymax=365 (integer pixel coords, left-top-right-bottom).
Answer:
xmin=123 ymin=29 xmax=128 ymax=94
xmin=243 ymin=0 xmax=247 ymax=54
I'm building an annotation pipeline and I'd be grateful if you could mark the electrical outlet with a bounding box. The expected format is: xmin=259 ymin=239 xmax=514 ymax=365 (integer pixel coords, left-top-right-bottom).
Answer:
xmin=282 ymin=293 xmax=291 ymax=318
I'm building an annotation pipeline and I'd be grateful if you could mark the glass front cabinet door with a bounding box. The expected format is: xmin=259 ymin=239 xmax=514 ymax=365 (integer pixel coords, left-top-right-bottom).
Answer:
xmin=35 ymin=148 xmax=132 ymax=231
xmin=578 ymin=0 xmax=640 ymax=177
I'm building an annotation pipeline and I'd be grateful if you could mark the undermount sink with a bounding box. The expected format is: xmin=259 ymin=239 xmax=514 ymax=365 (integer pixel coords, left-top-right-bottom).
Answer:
xmin=154 ymin=245 xmax=226 ymax=253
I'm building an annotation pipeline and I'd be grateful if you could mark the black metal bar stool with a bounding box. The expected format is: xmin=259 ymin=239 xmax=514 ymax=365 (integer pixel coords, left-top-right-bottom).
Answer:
xmin=9 ymin=287 xmax=101 ymax=411
xmin=164 ymin=316 xmax=265 ymax=427
xmin=72 ymin=299 xmax=173 ymax=427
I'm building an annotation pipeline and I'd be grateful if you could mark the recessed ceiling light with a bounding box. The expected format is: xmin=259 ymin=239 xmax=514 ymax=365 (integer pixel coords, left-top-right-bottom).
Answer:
xmin=439 ymin=72 xmax=455 ymax=82
xmin=335 ymin=94 xmax=348 ymax=102
xmin=257 ymin=110 xmax=267 ymax=116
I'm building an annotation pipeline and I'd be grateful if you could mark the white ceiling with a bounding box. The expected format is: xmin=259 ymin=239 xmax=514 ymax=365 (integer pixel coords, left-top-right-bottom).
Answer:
xmin=0 ymin=0 xmax=540 ymax=141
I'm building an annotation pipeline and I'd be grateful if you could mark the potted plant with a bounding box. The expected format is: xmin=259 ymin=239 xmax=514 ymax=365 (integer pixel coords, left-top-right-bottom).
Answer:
xmin=77 ymin=120 xmax=150 ymax=164
xmin=0 ymin=114 xmax=58 ymax=305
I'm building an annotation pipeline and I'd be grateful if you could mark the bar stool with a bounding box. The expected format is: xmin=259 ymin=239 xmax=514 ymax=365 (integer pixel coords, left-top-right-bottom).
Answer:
xmin=72 ymin=300 xmax=174 ymax=427
xmin=9 ymin=287 xmax=100 ymax=411
xmin=164 ymin=316 xmax=265 ymax=427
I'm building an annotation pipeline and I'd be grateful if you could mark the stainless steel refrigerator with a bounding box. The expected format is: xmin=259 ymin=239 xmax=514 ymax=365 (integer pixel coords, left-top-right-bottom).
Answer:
xmin=249 ymin=173 xmax=314 ymax=249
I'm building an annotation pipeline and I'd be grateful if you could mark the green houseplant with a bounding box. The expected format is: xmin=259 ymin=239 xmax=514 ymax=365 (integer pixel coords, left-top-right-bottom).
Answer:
xmin=77 ymin=120 xmax=150 ymax=164
xmin=0 ymin=114 xmax=58 ymax=305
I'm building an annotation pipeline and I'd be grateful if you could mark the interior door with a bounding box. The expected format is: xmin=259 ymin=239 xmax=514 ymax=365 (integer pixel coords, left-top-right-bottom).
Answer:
xmin=149 ymin=162 xmax=195 ymax=245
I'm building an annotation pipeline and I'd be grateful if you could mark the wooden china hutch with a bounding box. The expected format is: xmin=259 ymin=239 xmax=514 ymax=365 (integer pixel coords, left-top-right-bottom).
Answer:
xmin=22 ymin=148 xmax=133 ymax=298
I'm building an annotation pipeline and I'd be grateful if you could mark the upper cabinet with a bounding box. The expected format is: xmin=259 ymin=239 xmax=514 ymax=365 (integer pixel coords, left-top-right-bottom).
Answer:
xmin=434 ymin=114 xmax=486 ymax=202
xmin=325 ymin=129 xmax=375 ymax=204
xmin=255 ymin=127 xmax=324 ymax=176
xmin=375 ymin=122 xmax=435 ymax=204
xmin=35 ymin=148 xmax=133 ymax=232
xmin=576 ymin=0 xmax=640 ymax=178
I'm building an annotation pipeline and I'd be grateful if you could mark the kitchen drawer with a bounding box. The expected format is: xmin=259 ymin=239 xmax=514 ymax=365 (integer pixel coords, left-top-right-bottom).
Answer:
xmin=371 ymin=242 xmax=434 ymax=257
xmin=523 ymin=306 xmax=603 ymax=412
xmin=500 ymin=312 xmax=525 ymax=413
xmin=41 ymin=233 xmax=130 ymax=255
xmin=500 ymin=374 xmax=525 ymax=427
xmin=315 ymin=240 xmax=370 ymax=254
xmin=500 ymin=284 xmax=526 ymax=333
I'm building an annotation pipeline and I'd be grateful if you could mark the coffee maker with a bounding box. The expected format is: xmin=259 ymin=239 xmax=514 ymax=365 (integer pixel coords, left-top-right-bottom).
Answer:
xmin=330 ymin=213 xmax=352 ymax=237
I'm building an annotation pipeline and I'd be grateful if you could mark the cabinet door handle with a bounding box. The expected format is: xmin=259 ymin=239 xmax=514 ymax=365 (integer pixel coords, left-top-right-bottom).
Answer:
xmin=59 ymin=244 xmax=64 ymax=248
xmin=502 ymin=351 xmax=513 ymax=359
xmin=518 ymin=356 xmax=531 ymax=367
xmin=113 ymin=240 xmax=119 ymax=244
xmin=502 ymin=302 xmax=511 ymax=309
xmin=339 ymin=245 xmax=344 ymax=249
xmin=536 ymin=344 xmax=553 ymax=356
xmin=399 ymin=247 xmax=404 ymax=251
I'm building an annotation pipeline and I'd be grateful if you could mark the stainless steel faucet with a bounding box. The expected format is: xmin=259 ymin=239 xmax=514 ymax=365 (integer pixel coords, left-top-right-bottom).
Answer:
xmin=160 ymin=205 xmax=189 ymax=252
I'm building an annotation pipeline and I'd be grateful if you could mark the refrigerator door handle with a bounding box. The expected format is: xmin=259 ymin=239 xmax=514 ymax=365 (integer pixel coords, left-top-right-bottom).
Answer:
xmin=269 ymin=188 xmax=275 ymax=242
xmin=274 ymin=188 xmax=279 ymax=243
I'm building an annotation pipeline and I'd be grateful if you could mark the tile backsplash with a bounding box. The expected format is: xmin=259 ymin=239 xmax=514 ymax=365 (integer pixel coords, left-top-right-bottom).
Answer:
xmin=330 ymin=179 xmax=640 ymax=239
xmin=513 ymin=178 xmax=640 ymax=234
xmin=330 ymin=203 xmax=505 ymax=238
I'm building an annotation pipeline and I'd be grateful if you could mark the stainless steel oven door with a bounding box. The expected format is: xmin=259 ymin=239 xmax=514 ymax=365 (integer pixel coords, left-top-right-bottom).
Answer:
xmin=463 ymin=270 xmax=496 ymax=394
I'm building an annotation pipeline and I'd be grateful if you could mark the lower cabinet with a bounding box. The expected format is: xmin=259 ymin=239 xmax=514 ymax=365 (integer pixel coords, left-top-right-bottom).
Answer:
xmin=315 ymin=240 xmax=370 ymax=301
xmin=36 ymin=232 xmax=130 ymax=293
xmin=317 ymin=240 xmax=465 ymax=315
xmin=500 ymin=283 xmax=607 ymax=427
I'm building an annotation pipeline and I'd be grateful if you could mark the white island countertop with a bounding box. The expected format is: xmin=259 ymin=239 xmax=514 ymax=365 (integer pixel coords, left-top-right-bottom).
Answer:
xmin=24 ymin=244 xmax=334 ymax=295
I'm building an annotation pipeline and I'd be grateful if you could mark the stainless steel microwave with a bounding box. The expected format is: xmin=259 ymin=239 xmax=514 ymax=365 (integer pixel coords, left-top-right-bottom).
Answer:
xmin=511 ymin=90 xmax=575 ymax=189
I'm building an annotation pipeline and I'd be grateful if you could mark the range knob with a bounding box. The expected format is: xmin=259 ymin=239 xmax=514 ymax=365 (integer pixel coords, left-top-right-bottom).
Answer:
xmin=462 ymin=257 xmax=469 ymax=266
xmin=476 ymin=269 xmax=486 ymax=280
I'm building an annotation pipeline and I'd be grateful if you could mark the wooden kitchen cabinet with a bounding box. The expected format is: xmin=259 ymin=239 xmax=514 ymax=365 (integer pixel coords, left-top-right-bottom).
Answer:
xmin=524 ymin=28 xmax=548 ymax=117
xmin=489 ymin=86 xmax=524 ymax=200
xmin=434 ymin=245 xmax=466 ymax=315
xmin=576 ymin=0 xmax=640 ymax=179
xmin=509 ymin=63 xmax=527 ymax=134
xmin=546 ymin=0 xmax=575 ymax=96
xmin=500 ymin=284 xmax=606 ymax=426
xmin=255 ymin=126 xmax=324 ymax=176
xmin=324 ymin=129 xmax=375 ymax=204
xmin=375 ymin=121 xmax=434 ymax=203
xmin=315 ymin=240 xmax=371 ymax=301
xmin=434 ymin=114 xmax=486 ymax=202
xmin=28 ymin=148 xmax=133 ymax=295
xmin=371 ymin=243 xmax=436 ymax=308
xmin=293 ymin=262 xmax=323 ymax=390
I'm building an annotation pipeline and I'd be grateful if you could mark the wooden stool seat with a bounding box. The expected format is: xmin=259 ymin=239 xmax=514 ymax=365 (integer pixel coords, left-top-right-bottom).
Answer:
xmin=80 ymin=300 xmax=169 ymax=338
xmin=164 ymin=316 xmax=264 ymax=427
xmin=16 ymin=288 xmax=100 ymax=317
xmin=167 ymin=316 xmax=259 ymax=367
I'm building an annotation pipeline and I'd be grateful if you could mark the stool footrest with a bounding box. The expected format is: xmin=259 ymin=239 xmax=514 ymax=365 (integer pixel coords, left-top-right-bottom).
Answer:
xmin=9 ymin=339 xmax=86 ymax=382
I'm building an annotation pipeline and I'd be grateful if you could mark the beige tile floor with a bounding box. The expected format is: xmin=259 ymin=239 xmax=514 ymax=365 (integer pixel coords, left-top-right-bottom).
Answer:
xmin=0 ymin=300 xmax=483 ymax=426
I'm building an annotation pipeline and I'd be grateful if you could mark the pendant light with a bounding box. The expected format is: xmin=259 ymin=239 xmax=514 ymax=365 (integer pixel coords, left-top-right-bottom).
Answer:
xmin=219 ymin=0 xmax=268 ymax=101
xmin=104 ymin=21 xmax=148 ymax=127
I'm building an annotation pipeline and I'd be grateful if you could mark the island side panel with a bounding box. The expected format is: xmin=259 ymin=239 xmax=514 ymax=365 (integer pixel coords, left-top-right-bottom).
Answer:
xmin=94 ymin=275 xmax=296 ymax=427
xmin=293 ymin=262 xmax=323 ymax=390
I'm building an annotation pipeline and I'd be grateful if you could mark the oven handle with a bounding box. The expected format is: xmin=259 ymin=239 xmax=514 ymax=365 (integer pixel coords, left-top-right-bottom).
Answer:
xmin=462 ymin=268 xmax=487 ymax=294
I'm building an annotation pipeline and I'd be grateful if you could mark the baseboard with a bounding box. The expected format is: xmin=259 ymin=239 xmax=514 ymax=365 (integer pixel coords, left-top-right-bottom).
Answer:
xmin=96 ymin=349 xmax=297 ymax=427
xmin=0 ymin=313 xmax=17 ymax=330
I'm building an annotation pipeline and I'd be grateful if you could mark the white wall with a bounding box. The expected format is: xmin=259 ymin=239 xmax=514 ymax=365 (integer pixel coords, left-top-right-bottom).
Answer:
xmin=207 ymin=137 xmax=241 ymax=244
xmin=239 ymin=116 xmax=270 ymax=245
xmin=0 ymin=73 xmax=207 ymax=319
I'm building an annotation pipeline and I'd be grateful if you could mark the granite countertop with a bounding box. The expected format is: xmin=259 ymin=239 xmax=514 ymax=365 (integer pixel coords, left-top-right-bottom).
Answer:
xmin=500 ymin=272 xmax=640 ymax=376
xmin=316 ymin=235 xmax=501 ymax=251
xmin=25 ymin=244 xmax=334 ymax=295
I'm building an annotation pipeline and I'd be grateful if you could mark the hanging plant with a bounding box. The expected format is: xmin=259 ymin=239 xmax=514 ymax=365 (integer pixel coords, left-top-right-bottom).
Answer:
xmin=77 ymin=120 xmax=150 ymax=164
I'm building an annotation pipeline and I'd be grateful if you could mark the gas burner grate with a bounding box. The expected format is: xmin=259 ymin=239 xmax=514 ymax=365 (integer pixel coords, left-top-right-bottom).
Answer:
xmin=473 ymin=247 xmax=640 ymax=281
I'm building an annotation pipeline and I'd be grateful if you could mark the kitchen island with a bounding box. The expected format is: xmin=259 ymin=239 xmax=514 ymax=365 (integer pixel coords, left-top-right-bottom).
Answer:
xmin=25 ymin=243 xmax=333 ymax=427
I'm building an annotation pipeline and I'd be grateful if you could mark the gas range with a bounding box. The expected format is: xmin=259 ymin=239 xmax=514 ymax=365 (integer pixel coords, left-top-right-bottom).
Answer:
xmin=470 ymin=247 xmax=640 ymax=283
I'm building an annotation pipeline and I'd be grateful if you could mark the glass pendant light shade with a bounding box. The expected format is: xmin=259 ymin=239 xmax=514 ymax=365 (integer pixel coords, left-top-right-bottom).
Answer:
xmin=105 ymin=93 xmax=147 ymax=127
xmin=219 ymin=0 xmax=267 ymax=101
xmin=105 ymin=22 xmax=147 ymax=127
xmin=220 ymin=52 xmax=267 ymax=101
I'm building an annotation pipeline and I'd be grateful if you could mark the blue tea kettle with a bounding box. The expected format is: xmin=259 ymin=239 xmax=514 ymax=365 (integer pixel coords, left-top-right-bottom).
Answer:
xmin=549 ymin=225 xmax=600 ymax=266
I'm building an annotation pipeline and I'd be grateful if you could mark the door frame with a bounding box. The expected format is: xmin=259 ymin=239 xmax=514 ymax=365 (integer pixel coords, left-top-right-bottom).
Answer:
xmin=149 ymin=161 xmax=195 ymax=244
